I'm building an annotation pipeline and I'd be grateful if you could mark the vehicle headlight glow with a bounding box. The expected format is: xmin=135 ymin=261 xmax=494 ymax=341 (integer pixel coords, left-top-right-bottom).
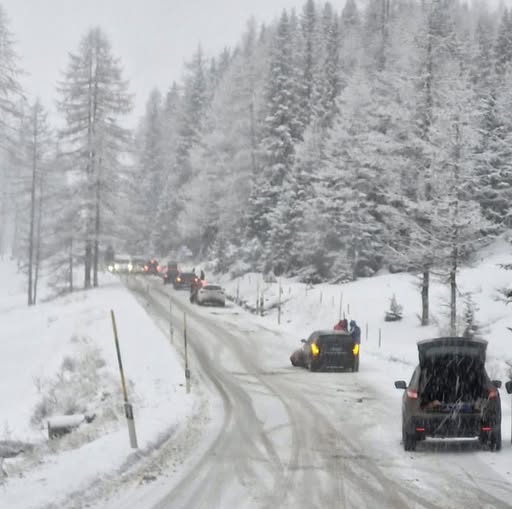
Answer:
xmin=177 ymin=277 xmax=181 ymax=282
xmin=114 ymin=263 xmax=119 ymax=270
xmin=128 ymin=263 xmax=133 ymax=271
xmin=108 ymin=265 xmax=114 ymax=272
xmin=352 ymin=344 xmax=359 ymax=356
xmin=311 ymin=343 xmax=320 ymax=357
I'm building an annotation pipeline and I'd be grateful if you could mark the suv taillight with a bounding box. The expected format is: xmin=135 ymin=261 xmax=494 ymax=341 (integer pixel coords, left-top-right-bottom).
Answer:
xmin=488 ymin=388 xmax=498 ymax=400
xmin=406 ymin=389 xmax=418 ymax=399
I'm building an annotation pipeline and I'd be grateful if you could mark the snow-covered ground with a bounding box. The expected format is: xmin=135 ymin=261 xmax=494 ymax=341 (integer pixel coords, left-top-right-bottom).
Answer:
xmin=0 ymin=262 xmax=196 ymax=509
xmin=4 ymin=237 xmax=512 ymax=509
xmin=214 ymin=237 xmax=512 ymax=382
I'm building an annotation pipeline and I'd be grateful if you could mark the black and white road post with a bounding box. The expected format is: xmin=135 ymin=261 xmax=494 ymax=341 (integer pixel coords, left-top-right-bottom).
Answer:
xmin=110 ymin=310 xmax=138 ymax=449
xmin=184 ymin=312 xmax=190 ymax=381
xmin=169 ymin=297 xmax=174 ymax=345
xmin=339 ymin=292 xmax=343 ymax=320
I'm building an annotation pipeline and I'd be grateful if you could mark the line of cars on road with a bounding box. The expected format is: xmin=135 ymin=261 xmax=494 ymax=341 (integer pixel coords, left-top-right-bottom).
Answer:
xmin=110 ymin=254 xmax=509 ymax=453
xmin=107 ymin=256 xmax=160 ymax=275
xmin=108 ymin=256 xmax=226 ymax=307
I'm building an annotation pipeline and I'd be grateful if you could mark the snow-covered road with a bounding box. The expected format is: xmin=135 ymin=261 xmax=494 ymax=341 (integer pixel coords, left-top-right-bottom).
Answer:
xmin=94 ymin=276 xmax=512 ymax=509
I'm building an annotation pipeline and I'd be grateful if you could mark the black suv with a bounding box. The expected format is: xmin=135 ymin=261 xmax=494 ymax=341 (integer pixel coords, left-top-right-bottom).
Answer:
xmin=290 ymin=330 xmax=360 ymax=372
xmin=395 ymin=337 xmax=502 ymax=451
xmin=163 ymin=262 xmax=179 ymax=285
xmin=173 ymin=271 xmax=198 ymax=290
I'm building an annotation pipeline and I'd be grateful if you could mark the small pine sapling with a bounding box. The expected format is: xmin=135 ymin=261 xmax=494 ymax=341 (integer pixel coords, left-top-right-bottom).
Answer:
xmin=385 ymin=294 xmax=403 ymax=322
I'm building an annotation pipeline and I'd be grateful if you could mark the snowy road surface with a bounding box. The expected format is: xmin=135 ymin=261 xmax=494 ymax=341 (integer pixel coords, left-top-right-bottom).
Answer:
xmin=96 ymin=276 xmax=512 ymax=509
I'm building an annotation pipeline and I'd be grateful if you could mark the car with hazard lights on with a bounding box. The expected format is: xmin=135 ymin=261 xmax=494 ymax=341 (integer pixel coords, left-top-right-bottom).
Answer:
xmin=173 ymin=271 xmax=199 ymax=290
xmin=290 ymin=330 xmax=360 ymax=372
xmin=162 ymin=261 xmax=179 ymax=284
xmin=395 ymin=337 xmax=503 ymax=452
xmin=143 ymin=259 xmax=160 ymax=275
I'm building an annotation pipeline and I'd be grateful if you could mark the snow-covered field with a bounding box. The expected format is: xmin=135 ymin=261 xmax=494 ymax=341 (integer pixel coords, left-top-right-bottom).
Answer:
xmin=0 ymin=263 xmax=196 ymax=509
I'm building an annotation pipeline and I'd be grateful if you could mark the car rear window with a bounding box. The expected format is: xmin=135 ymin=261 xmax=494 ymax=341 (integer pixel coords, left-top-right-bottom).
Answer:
xmin=203 ymin=285 xmax=221 ymax=290
xmin=317 ymin=334 xmax=352 ymax=345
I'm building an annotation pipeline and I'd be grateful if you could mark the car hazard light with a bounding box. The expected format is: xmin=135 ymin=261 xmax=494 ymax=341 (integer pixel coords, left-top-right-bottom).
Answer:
xmin=406 ymin=389 xmax=418 ymax=399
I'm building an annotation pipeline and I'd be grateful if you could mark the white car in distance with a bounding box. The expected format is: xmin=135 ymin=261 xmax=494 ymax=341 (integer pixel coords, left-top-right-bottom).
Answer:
xmin=196 ymin=284 xmax=226 ymax=307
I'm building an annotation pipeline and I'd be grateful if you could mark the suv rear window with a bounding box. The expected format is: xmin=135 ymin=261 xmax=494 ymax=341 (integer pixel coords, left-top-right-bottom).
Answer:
xmin=203 ymin=285 xmax=221 ymax=290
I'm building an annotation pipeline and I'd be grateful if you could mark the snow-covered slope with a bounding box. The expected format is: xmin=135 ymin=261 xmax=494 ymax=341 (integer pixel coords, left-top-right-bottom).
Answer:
xmin=0 ymin=262 xmax=195 ymax=509
xmin=215 ymin=237 xmax=512 ymax=381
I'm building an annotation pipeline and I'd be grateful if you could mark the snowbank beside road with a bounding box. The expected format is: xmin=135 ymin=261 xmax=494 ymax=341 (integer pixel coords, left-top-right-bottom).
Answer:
xmin=0 ymin=262 xmax=195 ymax=509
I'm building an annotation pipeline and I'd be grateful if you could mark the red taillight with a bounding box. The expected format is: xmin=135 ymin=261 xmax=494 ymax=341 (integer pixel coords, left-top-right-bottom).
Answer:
xmin=488 ymin=388 xmax=497 ymax=400
xmin=415 ymin=427 xmax=425 ymax=432
xmin=481 ymin=426 xmax=492 ymax=432
xmin=407 ymin=389 xmax=418 ymax=399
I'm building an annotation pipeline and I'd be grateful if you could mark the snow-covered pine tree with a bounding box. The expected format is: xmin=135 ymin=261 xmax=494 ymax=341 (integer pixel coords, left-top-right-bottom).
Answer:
xmin=134 ymin=89 xmax=166 ymax=253
xmin=57 ymin=27 xmax=132 ymax=288
xmin=247 ymin=10 xmax=303 ymax=271
xmin=25 ymin=99 xmax=52 ymax=305
xmin=0 ymin=5 xmax=23 ymax=257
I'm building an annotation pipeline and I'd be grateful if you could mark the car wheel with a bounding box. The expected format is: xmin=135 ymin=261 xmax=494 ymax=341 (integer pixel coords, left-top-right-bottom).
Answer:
xmin=403 ymin=430 xmax=416 ymax=451
xmin=490 ymin=429 xmax=502 ymax=451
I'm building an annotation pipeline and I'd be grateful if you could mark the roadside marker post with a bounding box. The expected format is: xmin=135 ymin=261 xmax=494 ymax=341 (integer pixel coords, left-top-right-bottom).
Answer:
xmin=184 ymin=312 xmax=190 ymax=381
xmin=339 ymin=292 xmax=343 ymax=320
xmin=256 ymin=280 xmax=260 ymax=315
xmin=236 ymin=279 xmax=240 ymax=305
xmin=110 ymin=310 xmax=138 ymax=449
xmin=169 ymin=297 xmax=174 ymax=345
xmin=378 ymin=328 xmax=382 ymax=348
xmin=365 ymin=323 xmax=369 ymax=342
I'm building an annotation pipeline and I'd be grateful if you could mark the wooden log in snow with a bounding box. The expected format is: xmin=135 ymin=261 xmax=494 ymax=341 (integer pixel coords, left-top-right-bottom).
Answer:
xmin=47 ymin=414 xmax=96 ymax=439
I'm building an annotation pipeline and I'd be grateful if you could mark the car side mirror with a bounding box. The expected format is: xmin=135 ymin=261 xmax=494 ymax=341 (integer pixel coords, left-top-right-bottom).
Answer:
xmin=492 ymin=380 xmax=502 ymax=389
xmin=394 ymin=380 xmax=407 ymax=390
xmin=300 ymin=339 xmax=306 ymax=344
xmin=505 ymin=381 xmax=512 ymax=394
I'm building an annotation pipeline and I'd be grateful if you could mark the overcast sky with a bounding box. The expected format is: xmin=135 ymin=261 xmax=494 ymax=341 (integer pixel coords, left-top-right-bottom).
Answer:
xmin=1 ymin=0 xmax=508 ymax=126
xmin=0 ymin=0 xmax=350 ymax=125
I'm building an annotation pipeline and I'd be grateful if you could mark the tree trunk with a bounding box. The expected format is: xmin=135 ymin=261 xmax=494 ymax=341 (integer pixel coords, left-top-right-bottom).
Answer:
xmin=33 ymin=169 xmax=45 ymax=304
xmin=27 ymin=120 xmax=38 ymax=306
xmin=450 ymin=249 xmax=458 ymax=336
xmin=93 ymin=163 xmax=101 ymax=287
xmin=421 ymin=268 xmax=429 ymax=326
xmin=84 ymin=240 xmax=92 ymax=288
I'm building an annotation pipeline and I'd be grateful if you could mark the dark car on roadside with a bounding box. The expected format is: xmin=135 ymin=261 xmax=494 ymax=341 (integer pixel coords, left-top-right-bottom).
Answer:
xmin=144 ymin=259 xmax=160 ymax=275
xmin=395 ymin=337 xmax=502 ymax=452
xmin=173 ymin=271 xmax=198 ymax=290
xmin=163 ymin=261 xmax=179 ymax=284
xmin=290 ymin=330 xmax=360 ymax=372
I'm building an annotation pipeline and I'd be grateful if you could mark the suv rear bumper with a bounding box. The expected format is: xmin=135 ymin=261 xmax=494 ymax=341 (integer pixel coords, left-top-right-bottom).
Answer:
xmin=407 ymin=413 xmax=497 ymax=438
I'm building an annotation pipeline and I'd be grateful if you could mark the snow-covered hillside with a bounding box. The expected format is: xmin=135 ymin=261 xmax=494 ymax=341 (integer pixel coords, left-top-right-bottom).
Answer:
xmin=216 ymin=237 xmax=512 ymax=381
xmin=0 ymin=262 xmax=196 ymax=509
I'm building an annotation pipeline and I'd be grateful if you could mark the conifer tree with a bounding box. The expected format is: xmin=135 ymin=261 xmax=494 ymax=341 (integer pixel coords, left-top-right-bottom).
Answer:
xmin=57 ymin=27 xmax=132 ymax=288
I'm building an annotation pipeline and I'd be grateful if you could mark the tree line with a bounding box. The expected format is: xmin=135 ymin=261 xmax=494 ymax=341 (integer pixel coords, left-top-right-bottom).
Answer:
xmin=1 ymin=0 xmax=512 ymax=328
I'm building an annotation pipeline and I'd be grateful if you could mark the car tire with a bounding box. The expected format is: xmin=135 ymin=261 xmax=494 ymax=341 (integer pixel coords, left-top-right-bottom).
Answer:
xmin=490 ymin=429 xmax=502 ymax=452
xmin=403 ymin=430 xmax=416 ymax=451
